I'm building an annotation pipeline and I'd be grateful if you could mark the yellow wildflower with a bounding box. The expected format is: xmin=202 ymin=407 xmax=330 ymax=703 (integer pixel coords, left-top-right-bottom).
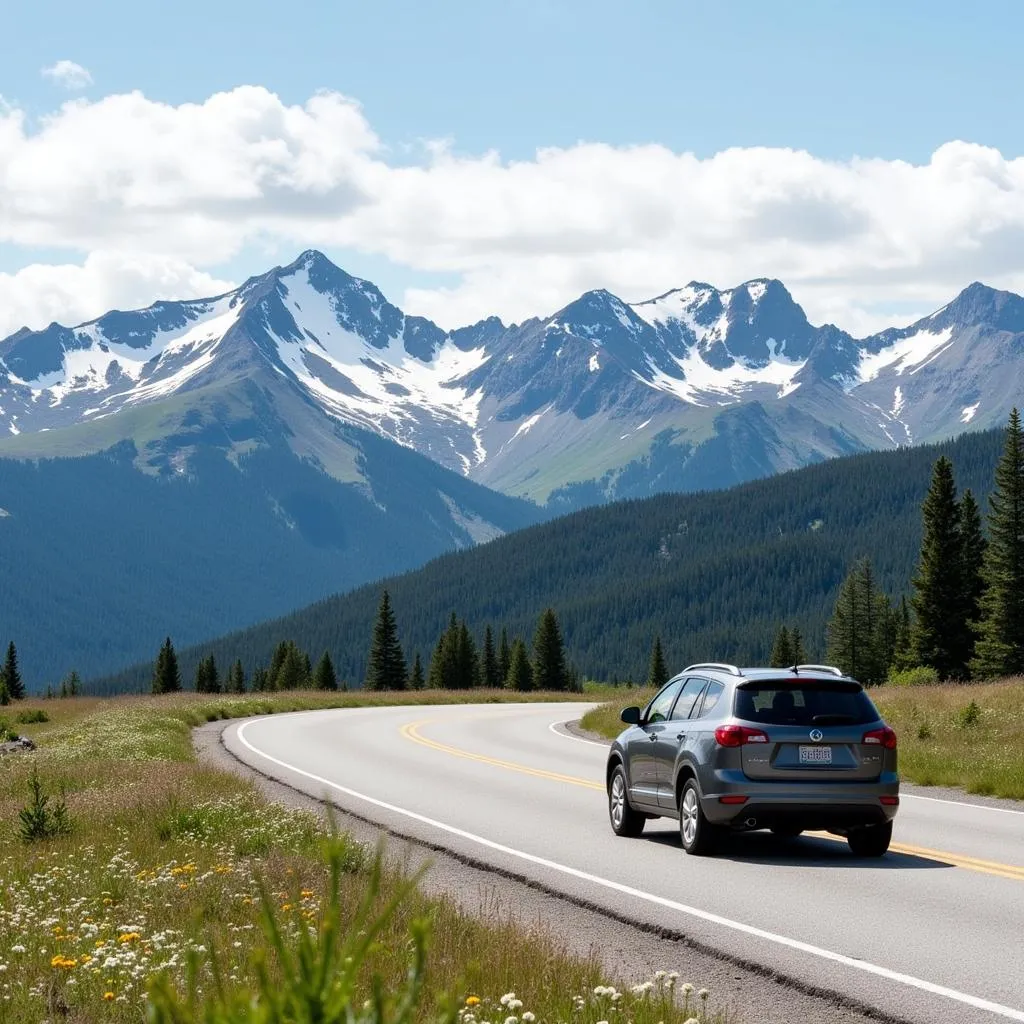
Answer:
xmin=103 ymin=991 xmax=115 ymax=1001
xmin=466 ymin=996 xmax=481 ymax=1007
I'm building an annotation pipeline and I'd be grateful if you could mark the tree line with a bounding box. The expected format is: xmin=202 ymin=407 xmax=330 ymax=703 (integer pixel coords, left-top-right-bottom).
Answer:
xmin=813 ymin=408 xmax=1024 ymax=683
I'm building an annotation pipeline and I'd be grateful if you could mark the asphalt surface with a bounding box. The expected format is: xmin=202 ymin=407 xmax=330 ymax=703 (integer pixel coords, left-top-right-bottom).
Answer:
xmin=221 ymin=702 xmax=1024 ymax=1024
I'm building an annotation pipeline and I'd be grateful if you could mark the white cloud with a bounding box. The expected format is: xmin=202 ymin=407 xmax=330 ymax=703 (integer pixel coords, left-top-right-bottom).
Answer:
xmin=0 ymin=253 xmax=233 ymax=336
xmin=40 ymin=60 xmax=94 ymax=90
xmin=3 ymin=85 xmax=1024 ymax=334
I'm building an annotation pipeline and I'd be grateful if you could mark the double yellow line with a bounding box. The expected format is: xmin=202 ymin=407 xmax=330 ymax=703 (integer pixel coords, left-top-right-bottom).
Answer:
xmin=401 ymin=718 xmax=1024 ymax=884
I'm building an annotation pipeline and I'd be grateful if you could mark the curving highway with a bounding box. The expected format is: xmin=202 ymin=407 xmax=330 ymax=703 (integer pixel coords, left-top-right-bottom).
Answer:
xmin=222 ymin=702 xmax=1024 ymax=1024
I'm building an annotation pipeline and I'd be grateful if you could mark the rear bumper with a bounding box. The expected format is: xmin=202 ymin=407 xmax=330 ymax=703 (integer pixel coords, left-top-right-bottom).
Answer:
xmin=701 ymin=771 xmax=900 ymax=828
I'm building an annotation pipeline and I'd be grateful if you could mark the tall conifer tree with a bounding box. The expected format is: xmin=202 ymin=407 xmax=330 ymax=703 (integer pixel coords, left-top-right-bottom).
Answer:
xmin=277 ymin=643 xmax=308 ymax=690
xmin=959 ymin=488 xmax=987 ymax=666
xmin=228 ymin=659 xmax=246 ymax=694
xmin=428 ymin=614 xmax=459 ymax=689
xmin=152 ymin=637 xmax=181 ymax=694
xmin=456 ymin=622 xmax=479 ymax=689
xmin=365 ymin=589 xmax=407 ymax=690
xmin=482 ymin=625 xmax=500 ymax=689
xmin=313 ymin=650 xmax=338 ymax=691
xmin=532 ymin=608 xmax=568 ymax=691
xmin=2 ymin=642 xmax=23 ymax=700
xmin=770 ymin=626 xmax=794 ymax=668
xmin=498 ymin=628 xmax=511 ymax=682
xmin=506 ymin=638 xmax=534 ymax=691
xmin=790 ymin=627 xmax=806 ymax=665
xmin=410 ymin=652 xmax=425 ymax=690
xmin=910 ymin=457 xmax=967 ymax=679
xmin=973 ymin=409 xmax=1024 ymax=677
xmin=647 ymin=636 xmax=669 ymax=688
xmin=826 ymin=559 xmax=891 ymax=685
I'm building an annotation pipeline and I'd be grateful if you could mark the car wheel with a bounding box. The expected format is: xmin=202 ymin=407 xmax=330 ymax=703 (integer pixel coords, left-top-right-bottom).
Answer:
xmin=847 ymin=821 xmax=893 ymax=857
xmin=678 ymin=779 xmax=721 ymax=856
xmin=771 ymin=824 xmax=804 ymax=839
xmin=608 ymin=765 xmax=645 ymax=837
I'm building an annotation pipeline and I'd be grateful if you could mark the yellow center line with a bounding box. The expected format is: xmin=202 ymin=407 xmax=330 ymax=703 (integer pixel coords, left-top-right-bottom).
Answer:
xmin=401 ymin=718 xmax=1024 ymax=882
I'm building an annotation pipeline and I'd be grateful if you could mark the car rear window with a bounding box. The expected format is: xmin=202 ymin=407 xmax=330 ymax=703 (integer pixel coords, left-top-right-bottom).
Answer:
xmin=733 ymin=681 xmax=878 ymax=726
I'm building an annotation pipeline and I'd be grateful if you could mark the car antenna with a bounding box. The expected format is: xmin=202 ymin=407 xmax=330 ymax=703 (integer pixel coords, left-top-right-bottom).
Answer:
xmin=789 ymin=664 xmax=800 ymax=674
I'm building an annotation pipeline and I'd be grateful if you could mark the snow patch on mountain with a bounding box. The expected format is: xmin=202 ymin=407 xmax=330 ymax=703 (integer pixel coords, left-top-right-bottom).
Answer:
xmin=961 ymin=403 xmax=980 ymax=423
xmin=857 ymin=326 xmax=956 ymax=383
xmin=268 ymin=266 xmax=489 ymax=467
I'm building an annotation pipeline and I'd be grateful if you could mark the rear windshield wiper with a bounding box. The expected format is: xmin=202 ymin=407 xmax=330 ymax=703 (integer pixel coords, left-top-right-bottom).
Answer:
xmin=811 ymin=713 xmax=857 ymax=724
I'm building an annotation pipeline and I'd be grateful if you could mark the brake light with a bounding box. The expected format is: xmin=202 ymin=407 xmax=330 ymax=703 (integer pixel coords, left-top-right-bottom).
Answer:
xmin=719 ymin=795 xmax=749 ymax=804
xmin=862 ymin=727 xmax=897 ymax=750
xmin=715 ymin=724 xmax=769 ymax=747
xmin=880 ymin=795 xmax=900 ymax=806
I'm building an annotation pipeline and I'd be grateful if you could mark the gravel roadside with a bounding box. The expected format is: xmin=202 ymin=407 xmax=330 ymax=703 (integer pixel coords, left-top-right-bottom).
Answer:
xmin=196 ymin=717 xmax=907 ymax=1024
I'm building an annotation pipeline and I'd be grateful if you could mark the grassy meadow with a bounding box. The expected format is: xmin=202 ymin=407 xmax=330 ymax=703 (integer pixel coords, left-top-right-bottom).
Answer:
xmin=0 ymin=689 xmax=724 ymax=1024
xmin=579 ymin=678 xmax=1024 ymax=801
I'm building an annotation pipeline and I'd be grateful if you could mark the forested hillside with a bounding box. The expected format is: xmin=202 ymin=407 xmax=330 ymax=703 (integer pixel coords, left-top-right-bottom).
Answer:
xmin=91 ymin=428 xmax=1005 ymax=694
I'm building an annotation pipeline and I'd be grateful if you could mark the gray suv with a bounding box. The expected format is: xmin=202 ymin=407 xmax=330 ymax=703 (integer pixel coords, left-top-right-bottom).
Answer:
xmin=606 ymin=664 xmax=899 ymax=857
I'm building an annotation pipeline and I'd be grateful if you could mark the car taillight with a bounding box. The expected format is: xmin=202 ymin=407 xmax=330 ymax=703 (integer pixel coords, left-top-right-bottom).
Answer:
xmin=862 ymin=726 xmax=897 ymax=750
xmin=715 ymin=724 xmax=769 ymax=747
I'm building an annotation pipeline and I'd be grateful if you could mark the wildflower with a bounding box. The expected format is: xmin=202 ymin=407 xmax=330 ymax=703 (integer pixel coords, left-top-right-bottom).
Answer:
xmin=680 ymin=983 xmax=694 ymax=996
xmin=504 ymin=1017 xmax=518 ymax=1024
xmin=699 ymin=989 xmax=709 ymax=1001
xmin=685 ymin=1019 xmax=699 ymax=1024
xmin=500 ymin=994 xmax=518 ymax=1007
xmin=522 ymin=1013 xmax=536 ymax=1022
xmin=10 ymin=947 xmax=25 ymax=955
xmin=466 ymin=997 xmax=481 ymax=1007
xmin=104 ymin=992 xmax=115 ymax=1001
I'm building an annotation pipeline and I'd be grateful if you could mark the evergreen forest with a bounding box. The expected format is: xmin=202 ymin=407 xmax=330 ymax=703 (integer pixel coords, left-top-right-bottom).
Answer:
xmin=88 ymin=427 xmax=1008 ymax=694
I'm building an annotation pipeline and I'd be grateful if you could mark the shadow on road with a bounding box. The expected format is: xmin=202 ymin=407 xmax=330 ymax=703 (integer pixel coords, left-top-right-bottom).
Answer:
xmin=639 ymin=828 xmax=950 ymax=869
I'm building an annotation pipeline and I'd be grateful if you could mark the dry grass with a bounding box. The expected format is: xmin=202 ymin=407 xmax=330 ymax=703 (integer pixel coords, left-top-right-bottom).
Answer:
xmin=0 ymin=689 xmax=726 ymax=1022
xmin=579 ymin=679 xmax=1024 ymax=801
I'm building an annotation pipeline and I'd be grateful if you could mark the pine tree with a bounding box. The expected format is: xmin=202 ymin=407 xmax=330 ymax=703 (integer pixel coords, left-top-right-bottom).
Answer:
xmin=365 ymin=589 xmax=407 ymax=690
xmin=973 ymin=409 xmax=1024 ymax=677
xmin=410 ymin=652 xmax=425 ymax=690
xmin=532 ymin=608 xmax=568 ymax=691
xmin=0 ymin=678 xmax=8 ymax=705
xmin=228 ymin=659 xmax=246 ymax=694
xmin=959 ymin=488 xmax=987 ymax=665
xmin=790 ymin=627 xmax=806 ymax=665
xmin=427 ymin=615 xmax=459 ymax=689
xmin=195 ymin=655 xmax=221 ymax=694
xmin=2 ymin=642 xmax=24 ymax=701
xmin=770 ymin=626 xmax=794 ymax=668
xmin=910 ymin=457 xmax=968 ymax=679
xmin=67 ymin=670 xmax=80 ymax=697
xmin=456 ymin=621 xmax=479 ymax=689
xmin=891 ymin=596 xmax=915 ymax=671
xmin=313 ymin=650 xmax=338 ymax=691
xmin=506 ymin=638 xmax=534 ymax=691
xmin=59 ymin=679 xmax=68 ymax=699
xmin=498 ymin=627 xmax=511 ymax=682
xmin=268 ymin=641 xmax=290 ymax=691
xmin=152 ymin=637 xmax=181 ymax=694
xmin=482 ymin=626 xmax=500 ymax=689
xmin=277 ymin=643 xmax=308 ymax=691
xmin=251 ymin=666 xmax=270 ymax=692
xmin=647 ymin=635 xmax=669 ymax=688
xmin=826 ymin=559 xmax=891 ymax=685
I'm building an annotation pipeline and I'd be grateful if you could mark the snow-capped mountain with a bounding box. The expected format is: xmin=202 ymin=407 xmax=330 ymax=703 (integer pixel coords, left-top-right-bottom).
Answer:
xmin=1 ymin=250 xmax=1021 ymax=505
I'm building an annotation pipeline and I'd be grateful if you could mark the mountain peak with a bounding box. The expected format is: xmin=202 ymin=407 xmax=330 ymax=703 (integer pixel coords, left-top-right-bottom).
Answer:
xmin=928 ymin=281 xmax=1024 ymax=334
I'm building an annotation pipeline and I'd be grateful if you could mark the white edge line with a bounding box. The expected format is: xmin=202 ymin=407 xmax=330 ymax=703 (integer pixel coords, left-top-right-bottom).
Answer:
xmin=548 ymin=719 xmax=608 ymax=747
xmin=900 ymin=791 xmax=1024 ymax=816
xmin=234 ymin=718 xmax=1024 ymax=1023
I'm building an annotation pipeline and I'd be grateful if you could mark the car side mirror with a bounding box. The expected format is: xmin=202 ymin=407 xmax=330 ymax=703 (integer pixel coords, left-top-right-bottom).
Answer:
xmin=620 ymin=706 xmax=641 ymax=725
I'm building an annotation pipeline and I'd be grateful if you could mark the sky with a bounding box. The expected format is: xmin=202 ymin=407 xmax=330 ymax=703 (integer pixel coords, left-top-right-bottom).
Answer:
xmin=2 ymin=0 xmax=1024 ymax=337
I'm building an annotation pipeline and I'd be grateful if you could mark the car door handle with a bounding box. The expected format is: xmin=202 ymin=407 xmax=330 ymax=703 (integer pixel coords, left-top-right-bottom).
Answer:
xmin=676 ymin=732 xmax=686 ymax=740
xmin=649 ymin=733 xmax=658 ymax=741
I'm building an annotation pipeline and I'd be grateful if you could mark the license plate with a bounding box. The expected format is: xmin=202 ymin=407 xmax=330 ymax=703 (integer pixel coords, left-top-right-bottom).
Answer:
xmin=799 ymin=745 xmax=833 ymax=765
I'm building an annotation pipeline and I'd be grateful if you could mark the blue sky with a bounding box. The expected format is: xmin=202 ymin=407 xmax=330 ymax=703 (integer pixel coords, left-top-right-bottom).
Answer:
xmin=3 ymin=0 xmax=1024 ymax=335
xmin=8 ymin=0 xmax=1022 ymax=161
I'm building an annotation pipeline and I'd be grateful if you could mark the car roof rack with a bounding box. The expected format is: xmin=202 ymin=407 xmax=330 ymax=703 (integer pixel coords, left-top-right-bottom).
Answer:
xmin=684 ymin=662 xmax=743 ymax=677
xmin=790 ymin=664 xmax=845 ymax=677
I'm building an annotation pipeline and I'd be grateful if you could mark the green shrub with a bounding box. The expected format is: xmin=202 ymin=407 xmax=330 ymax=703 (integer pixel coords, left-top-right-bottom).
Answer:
xmin=16 ymin=708 xmax=48 ymax=724
xmin=916 ymin=721 xmax=933 ymax=740
xmin=18 ymin=769 xmax=72 ymax=842
xmin=957 ymin=700 xmax=982 ymax=728
xmin=889 ymin=666 xmax=940 ymax=687
xmin=0 ymin=717 xmax=18 ymax=742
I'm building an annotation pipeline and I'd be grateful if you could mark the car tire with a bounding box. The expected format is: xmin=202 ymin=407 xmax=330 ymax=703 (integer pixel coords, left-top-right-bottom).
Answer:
xmin=771 ymin=825 xmax=804 ymax=839
xmin=608 ymin=765 xmax=645 ymax=837
xmin=678 ymin=779 xmax=721 ymax=855
xmin=847 ymin=821 xmax=893 ymax=857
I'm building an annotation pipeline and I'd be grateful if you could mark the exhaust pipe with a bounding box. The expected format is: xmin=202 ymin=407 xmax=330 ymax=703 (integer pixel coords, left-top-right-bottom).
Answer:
xmin=743 ymin=817 xmax=758 ymax=828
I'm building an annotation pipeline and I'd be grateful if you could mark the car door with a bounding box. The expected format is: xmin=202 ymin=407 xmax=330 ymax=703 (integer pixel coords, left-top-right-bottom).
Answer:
xmin=627 ymin=677 xmax=685 ymax=809
xmin=683 ymin=680 xmax=726 ymax=800
xmin=655 ymin=677 xmax=708 ymax=809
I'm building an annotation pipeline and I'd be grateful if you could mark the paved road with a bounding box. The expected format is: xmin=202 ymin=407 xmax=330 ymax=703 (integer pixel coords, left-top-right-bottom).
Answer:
xmin=223 ymin=703 xmax=1024 ymax=1024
